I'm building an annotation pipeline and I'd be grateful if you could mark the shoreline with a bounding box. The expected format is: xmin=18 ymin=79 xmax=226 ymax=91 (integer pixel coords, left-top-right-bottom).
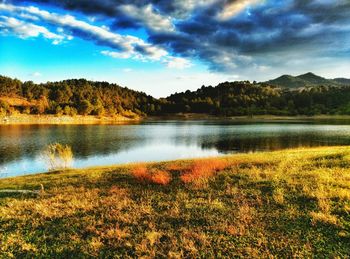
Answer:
xmin=1 ymin=145 xmax=348 ymax=180
xmin=2 ymin=113 xmax=350 ymax=126
xmin=0 ymin=114 xmax=140 ymax=125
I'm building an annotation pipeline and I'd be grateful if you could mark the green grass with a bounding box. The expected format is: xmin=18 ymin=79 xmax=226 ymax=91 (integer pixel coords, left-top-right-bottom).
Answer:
xmin=1 ymin=147 xmax=350 ymax=257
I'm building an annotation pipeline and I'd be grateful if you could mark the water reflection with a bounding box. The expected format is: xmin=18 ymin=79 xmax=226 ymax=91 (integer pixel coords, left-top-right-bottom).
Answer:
xmin=1 ymin=120 xmax=350 ymax=177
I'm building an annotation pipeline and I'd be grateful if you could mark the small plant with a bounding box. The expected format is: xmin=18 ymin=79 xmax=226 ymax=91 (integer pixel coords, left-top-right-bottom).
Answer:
xmin=131 ymin=166 xmax=172 ymax=185
xmin=150 ymin=170 xmax=171 ymax=185
xmin=180 ymin=159 xmax=228 ymax=188
xmin=42 ymin=143 xmax=73 ymax=171
xmin=272 ymin=188 xmax=285 ymax=205
xmin=132 ymin=165 xmax=149 ymax=181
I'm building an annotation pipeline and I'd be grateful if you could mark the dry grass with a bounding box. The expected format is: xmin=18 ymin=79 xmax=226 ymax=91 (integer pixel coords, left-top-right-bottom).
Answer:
xmin=42 ymin=143 xmax=73 ymax=170
xmin=180 ymin=158 xmax=228 ymax=188
xmin=1 ymin=146 xmax=350 ymax=257
xmin=132 ymin=165 xmax=172 ymax=185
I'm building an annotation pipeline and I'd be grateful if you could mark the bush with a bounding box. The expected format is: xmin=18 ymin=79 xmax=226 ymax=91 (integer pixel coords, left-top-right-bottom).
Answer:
xmin=0 ymin=101 xmax=9 ymax=116
xmin=42 ymin=143 xmax=73 ymax=171
xmin=79 ymin=100 xmax=93 ymax=115
xmin=131 ymin=165 xmax=171 ymax=185
xmin=180 ymin=159 xmax=228 ymax=188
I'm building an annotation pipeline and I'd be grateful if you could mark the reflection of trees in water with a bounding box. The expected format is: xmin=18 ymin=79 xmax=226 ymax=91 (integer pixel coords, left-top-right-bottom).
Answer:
xmin=2 ymin=123 xmax=350 ymax=166
xmin=0 ymin=125 xmax=147 ymax=165
xmin=200 ymin=134 xmax=350 ymax=153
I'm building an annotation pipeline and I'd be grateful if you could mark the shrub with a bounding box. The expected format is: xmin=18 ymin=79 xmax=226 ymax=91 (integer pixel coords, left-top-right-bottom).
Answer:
xmin=0 ymin=107 xmax=6 ymax=116
xmin=55 ymin=105 xmax=63 ymax=115
xmin=150 ymin=170 xmax=171 ymax=185
xmin=132 ymin=165 xmax=149 ymax=181
xmin=180 ymin=159 xmax=228 ymax=187
xmin=0 ymin=100 xmax=9 ymax=116
xmin=131 ymin=166 xmax=172 ymax=185
xmin=79 ymin=100 xmax=93 ymax=115
xmin=42 ymin=143 xmax=73 ymax=171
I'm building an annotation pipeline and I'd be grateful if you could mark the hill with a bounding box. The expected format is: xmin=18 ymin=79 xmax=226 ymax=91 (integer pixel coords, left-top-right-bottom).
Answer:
xmin=264 ymin=75 xmax=307 ymax=88
xmin=0 ymin=76 xmax=160 ymax=118
xmin=334 ymin=78 xmax=350 ymax=85
xmin=266 ymin=72 xmax=350 ymax=88
xmin=163 ymin=81 xmax=350 ymax=116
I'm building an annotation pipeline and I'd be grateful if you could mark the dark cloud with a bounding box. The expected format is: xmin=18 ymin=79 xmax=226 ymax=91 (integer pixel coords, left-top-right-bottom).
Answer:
xmin=6 ymin=0 xmax=350 ymax=72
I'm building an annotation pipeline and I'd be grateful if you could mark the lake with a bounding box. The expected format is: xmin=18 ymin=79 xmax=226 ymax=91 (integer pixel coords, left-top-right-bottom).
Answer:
xmin=1 ymin=119 xmax=350 ymax=178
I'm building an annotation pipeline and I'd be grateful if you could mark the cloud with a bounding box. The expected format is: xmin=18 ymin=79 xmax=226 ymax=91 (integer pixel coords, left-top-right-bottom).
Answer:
xmin=218 ymin=0 xmax=263 ymax=20
xmin=118 ymin=4 xmax=174 ymax=32
xmin=0 ymin=16 xmax=64 ymax=43
xmin=0 ymin=2 xmax=170 ymax=62
xmin=3 ymin=0 xmax=350 ymax=73
xmin=101 ymin=50 xmax=131 ymax=59
xmin=30 ymin=72 xmax=42 ymax=77
xmin=165 ymin=57 xmax=192 ymax=69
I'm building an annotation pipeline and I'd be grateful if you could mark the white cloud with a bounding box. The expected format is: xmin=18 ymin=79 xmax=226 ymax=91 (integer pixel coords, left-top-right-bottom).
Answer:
xmin=165 ymin=57 xmax=192 ymax=69
xmin=138 ymin=44 xmax=168 ymax=60
xmin=119 ymin=4 xmax=174 ymax=32
xmin=101 ymin=45 xmax=168 ymax=62
xmin=170 ymin=0 xmax=217 ymax=18
xmin=31 ymin=72 xmax=42 ymax=77
xmin=218 ymin=0 xmax=262 ymax=20
xmin=101 ymin=50 xmax=131 ymax=59
xmin=0 ymin=16 xmax=64 ymax=43
xmin=18 ymin=13 xmax=39 ymax=21
xmin=0 ymin=3 xmax=170 ymax=62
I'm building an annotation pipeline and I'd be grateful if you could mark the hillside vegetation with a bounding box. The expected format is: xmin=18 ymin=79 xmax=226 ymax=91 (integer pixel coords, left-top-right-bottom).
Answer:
xmin=0 ymin=147 xmax=350 ymax=257
xmin=266 ymin=72 xmax=349 ymax=89
xmin=0 ymin=76 xmax=160 ymax=118
xmin=1 ymin=73 xmax=350 ymax=118
xmin=165 ymin=81 xmax=350 ymax=116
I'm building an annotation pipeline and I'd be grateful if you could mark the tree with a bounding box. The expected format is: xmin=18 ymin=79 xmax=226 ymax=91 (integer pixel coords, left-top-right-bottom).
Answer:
xmin=79 ymin=100 xmax=93 ymax=115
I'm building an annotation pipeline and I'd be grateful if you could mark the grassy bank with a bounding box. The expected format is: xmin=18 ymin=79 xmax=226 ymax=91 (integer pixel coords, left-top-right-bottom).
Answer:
xmin=3 ymin=113 xmax=350 ymax=125
xmin=1 ymin=147 xmax=350 ymax=257
xmin=0 ymin=114 xmax=139 ymax=125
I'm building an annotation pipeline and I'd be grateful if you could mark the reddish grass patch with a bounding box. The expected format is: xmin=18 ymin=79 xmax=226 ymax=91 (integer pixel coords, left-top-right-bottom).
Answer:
xmin=131 ymin=166 xmax=172 ymax=185
xmin=150 ymin=170 xmax=172 ymax=185
xmin=165 ymin=163 xmax=189 ymax=172
xmin=132 ymin=165 xmax=149 ymax=181
xmin=180 ymin=159 xmax=228 ymax=185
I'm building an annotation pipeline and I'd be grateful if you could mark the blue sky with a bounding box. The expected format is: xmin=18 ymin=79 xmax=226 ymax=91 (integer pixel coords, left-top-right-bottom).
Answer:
xmin=1 ymin=0 xmax=350 ymax=97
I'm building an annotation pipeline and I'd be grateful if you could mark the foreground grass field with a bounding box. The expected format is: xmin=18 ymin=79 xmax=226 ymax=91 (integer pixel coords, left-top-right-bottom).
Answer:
xmin=1 ymin=147 xmax=350 ymax=257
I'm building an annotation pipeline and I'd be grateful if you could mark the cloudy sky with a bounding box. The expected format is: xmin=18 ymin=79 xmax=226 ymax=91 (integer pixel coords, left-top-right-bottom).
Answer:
xmin=1 ymin=0 xmax=350 ymax=97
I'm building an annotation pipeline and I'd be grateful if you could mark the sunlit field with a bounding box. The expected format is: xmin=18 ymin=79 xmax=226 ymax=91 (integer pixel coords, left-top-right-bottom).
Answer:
xmin=1 ymin=147 xmax=350 ymax=257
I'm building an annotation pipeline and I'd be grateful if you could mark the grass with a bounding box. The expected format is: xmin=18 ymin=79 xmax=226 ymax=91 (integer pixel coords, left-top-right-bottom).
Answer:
xmin=0 ymin=146 xmax=350 ymax=257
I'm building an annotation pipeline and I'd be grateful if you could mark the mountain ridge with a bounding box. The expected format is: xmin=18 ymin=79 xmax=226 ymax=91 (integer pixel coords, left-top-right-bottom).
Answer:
xmin=265 ymin=72 xmax=350 ymax=88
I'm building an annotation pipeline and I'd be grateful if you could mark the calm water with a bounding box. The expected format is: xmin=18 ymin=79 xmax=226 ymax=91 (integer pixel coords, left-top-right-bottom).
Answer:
xmin=1 ymin=120 xmax=350 ymax=178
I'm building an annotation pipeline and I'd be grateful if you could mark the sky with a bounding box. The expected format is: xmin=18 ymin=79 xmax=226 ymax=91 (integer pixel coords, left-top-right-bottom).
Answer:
xmin=1 ymin=0 xmax=350 ymax=97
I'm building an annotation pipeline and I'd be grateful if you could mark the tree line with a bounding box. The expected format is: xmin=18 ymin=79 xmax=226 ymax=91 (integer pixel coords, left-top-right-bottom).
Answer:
xmin=163 ymin=81 xmax=350 ymax=116
xmin=1 ymin=75 xmax=350 ymax=117
xmin=0 ymin=76 xmax=160 ymax=117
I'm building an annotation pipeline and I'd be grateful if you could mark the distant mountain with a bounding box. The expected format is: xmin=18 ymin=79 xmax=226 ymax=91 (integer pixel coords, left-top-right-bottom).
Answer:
xmin=266 ymin=72 xmax=350 ymax=88
xmin=265 ymin=75 xmax=307 ymax=88
xmin=333 ymin=78 xmax=350 ymax=85
xmin=296 ymin=72 xmax=331 ymax=85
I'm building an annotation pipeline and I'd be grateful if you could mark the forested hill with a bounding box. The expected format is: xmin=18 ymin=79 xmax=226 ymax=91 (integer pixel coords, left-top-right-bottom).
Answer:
xmin=266 ymin=72 xmax=350 ymax=89
xmin=164 ymin=81 xmax=350 ymax=116
xmin=0 ymin=76 xmax=161 ymax=117
xmin=2 ymin=75 xmax=350 ymax=117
